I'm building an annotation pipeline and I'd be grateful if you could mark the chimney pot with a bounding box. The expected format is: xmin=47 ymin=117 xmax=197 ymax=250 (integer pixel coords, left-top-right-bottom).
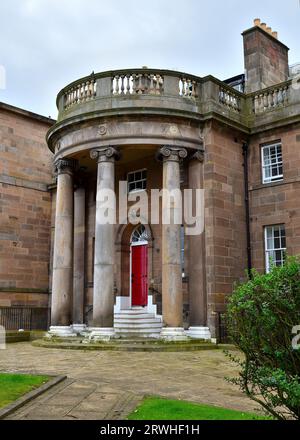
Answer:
xmin=272 ymin=31 xmax=278 ymax=39
xmin=261 ymin=22 xmax=267 ymax=30
xmin=266 ymin=27 xmax=272 ymax=34
xmin=254 ymin=18 xmax=261 ymax=26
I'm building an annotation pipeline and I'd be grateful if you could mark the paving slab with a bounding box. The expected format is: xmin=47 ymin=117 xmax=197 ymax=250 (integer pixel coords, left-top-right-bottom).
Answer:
xmin=0 ymin=342 xmax=262 ymax=419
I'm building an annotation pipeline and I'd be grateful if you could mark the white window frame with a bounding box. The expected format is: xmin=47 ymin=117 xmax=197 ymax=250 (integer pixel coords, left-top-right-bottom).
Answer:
xmin=127 ymin=169 xmax=147 ymax=193
xmin=264 ymin=224 xmax=286 ymax=273
xmin=261 ymin=142 xmax=283 ymax=184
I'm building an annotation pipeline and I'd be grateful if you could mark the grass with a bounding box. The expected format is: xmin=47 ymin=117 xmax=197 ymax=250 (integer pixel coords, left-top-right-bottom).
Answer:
xmin=0 ymin=373 xmax=49 ymax=409
xmin=128 ymin=397 xmax=271 ymax=420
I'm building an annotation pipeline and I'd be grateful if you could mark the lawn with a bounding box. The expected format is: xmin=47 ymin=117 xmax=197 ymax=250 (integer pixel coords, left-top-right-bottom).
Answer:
xmin=0 ymin=373 xmax=49 ymax=409
xmin=128 ymin=397 xmax=270 ymax=420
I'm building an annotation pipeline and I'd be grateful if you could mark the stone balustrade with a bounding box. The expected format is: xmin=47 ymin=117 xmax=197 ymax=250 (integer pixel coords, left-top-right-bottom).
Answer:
xmin=112 ymin=72 xmax=164 ymax=95
xmin=219 ymin=86 xmax=241 ymax=112
xmin=54 ymin=68 xmax=300 ymax=134
xmin=252 ymin=81 xmax=290 ymax=114
xmin=60 ymin=69 xmax=202 ymax=112
xmin=64 ymin=76 xmax=97 ymax=109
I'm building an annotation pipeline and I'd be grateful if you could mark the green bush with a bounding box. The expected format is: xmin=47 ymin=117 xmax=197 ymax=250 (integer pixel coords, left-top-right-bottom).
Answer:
xmin=226 ymin=257 xmax=300 ymax=420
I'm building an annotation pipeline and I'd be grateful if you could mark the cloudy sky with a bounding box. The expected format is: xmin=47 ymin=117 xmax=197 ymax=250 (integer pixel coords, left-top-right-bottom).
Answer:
xmin=0 ymin=0 xmax=300 ymax=119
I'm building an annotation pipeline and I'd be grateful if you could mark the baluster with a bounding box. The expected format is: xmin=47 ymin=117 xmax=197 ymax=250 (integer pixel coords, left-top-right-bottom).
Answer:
xmin=283 ymin=86 xmax=289 ymax=105
xmin=159 ymin=75 xmax=163 ymax=94
xmin=115 ymin=75 xmax=120 ymax=94
xmin=120 ymin=75 xmax=125 ymax=95
xmin=126 ymin=74 xmax=131 ymax=94
xmin=273 ymin=89 xmax=278 ymax=107
xmin=225 ymin=91 xmax=230 ymax=107
xmin=277 ymin=88 xmax=283 ymax=104
xmin=137 ymin=74 xmax=143 ymax=94
xmin=132 ymin=74 xmax=137 ymax=94
xmin=191 ymin=80 xmax=196 ymax=97
xmin=253 ymin=95 xmax=258 ymax=113
xmin=185 ymin=79 xmax=188 ymax=96
xmin=75 ymin=85 xmax=79 ymax=103
xmin=80 ymin=83 xmax=84 ymax=102
xmin=90 ymin=77 xmax=96 ymax=97
xmin=268 ymin=91 xmax=273 ymax=108
xmin=69 ymin=88 xmax=74 ymax=106
xmin=149 ymin=74 xmax=154 ymax=94
xmin=154 ymin=75 xmax=160 ymax=94
xmin=263 ymin=93 xmax=268 ymax=109
xmin=65 ymin=93 xmax=69 ymax=109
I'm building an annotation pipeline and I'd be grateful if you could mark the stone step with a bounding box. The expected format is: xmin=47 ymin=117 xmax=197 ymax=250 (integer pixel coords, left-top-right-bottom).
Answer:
xmin=115 ymin=324 xmax=162 ymax=331
xmin=33 ymin=338 xmax=219 ymax=352
xmin=115 ymin=327 xmax=161 ymax=338
xmin=114 ymin=318 xmax=162 ymax=325
xmin=115 ymin=308 xmax=155 ymax=315
xmin=114 ymin=313 xmax=159 ymax=319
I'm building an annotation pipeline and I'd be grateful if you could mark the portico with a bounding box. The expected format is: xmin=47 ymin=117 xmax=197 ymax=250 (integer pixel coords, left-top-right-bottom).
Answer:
xmin=47 ymin=68 xmax=213 ymax=341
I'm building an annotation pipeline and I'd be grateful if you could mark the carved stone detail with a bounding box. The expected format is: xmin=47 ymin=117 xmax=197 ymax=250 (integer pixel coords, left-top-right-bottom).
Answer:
xmin=54 ymin=158 xmax=78 ymax=175
xmin=158 ymin=146 xmax=188 ymax=162
xmin=191 ymin=150 xmax=205 ymax=162
xmin=90 ymin=147 xmax=120 ymax=163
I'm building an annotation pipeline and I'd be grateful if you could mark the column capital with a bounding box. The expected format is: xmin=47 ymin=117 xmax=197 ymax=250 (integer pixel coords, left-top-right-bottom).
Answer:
xmin=157 ymin=146 xmax=188 ymax=162
xmin=190 ymin=150 xmax=205 ymax=163
xmin=90 ymin=147 xmax=120 ymax=163
xmin=54 ymin=158 xmax=78 ymax=175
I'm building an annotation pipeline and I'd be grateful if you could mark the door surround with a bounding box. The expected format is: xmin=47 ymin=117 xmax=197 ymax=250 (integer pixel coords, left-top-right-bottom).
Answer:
xmin=129 ymin=225 xmax=149 ymax=308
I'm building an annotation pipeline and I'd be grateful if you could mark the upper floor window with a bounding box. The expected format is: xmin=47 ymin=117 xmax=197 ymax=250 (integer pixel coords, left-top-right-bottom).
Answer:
xmin=264 ymin=224 xmax=286 ymax=273
xmin=261 ymin=142 xmax=283 ymax=184
xmin=127 ymin=169 xmax=147 ymax=193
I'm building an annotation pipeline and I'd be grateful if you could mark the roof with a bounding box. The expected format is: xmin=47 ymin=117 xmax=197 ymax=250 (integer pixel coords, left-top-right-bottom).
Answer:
xmin=0 ymin=101 xmax=56 ymax=125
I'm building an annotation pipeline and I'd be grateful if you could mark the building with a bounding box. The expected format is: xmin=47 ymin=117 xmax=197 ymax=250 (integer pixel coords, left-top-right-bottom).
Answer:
xmin=0 ymin=103 xmax=54 ymax=328
xmin=1 ymin=19 xmax=300 ymax=340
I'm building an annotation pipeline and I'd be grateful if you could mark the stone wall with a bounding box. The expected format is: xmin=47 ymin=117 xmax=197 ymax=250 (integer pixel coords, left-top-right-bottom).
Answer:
xmin=203 ymin=121 xmax=248 ymax=336
xmin=0 ymin=104 xmax=54 ymax=307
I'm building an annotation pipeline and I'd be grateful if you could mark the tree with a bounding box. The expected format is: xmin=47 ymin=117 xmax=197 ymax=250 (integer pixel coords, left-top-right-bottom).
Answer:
xmin=226 ymin=257 xmax=300 ymax=420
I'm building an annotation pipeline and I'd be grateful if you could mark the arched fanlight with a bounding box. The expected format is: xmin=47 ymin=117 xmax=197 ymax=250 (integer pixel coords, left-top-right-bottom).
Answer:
xmin=131 ymin=225 xmax=149 ymax=243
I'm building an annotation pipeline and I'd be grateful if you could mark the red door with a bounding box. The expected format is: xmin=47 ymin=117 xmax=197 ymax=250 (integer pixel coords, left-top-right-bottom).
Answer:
xmin=131 ymin=245 xmax=148 ymax=307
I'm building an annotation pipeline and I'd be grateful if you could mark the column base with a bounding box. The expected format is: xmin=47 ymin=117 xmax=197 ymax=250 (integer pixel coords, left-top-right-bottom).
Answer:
xmin=160 ymin=327 xmax=188 ymax=341
xmin=88 ymin=327 xmax=116 ymax=342
xmin=72 ymin=324 xmax=87 ymax=335
xmin=186 ymin=327 xmax=212 ymax=340
xmin=48 ymin=326 xmax=77 ymax=338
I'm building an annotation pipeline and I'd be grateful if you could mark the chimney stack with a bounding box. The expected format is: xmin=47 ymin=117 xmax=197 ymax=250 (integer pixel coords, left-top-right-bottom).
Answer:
xmin=243 ymin=19 xmax=289 ymax=92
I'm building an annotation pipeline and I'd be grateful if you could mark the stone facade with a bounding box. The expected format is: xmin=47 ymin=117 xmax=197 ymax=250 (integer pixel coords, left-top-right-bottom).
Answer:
xmin=1 ymin=20 xmax=300 ymax=339
xmin=0 ymin=103 xmax=54 ymax=309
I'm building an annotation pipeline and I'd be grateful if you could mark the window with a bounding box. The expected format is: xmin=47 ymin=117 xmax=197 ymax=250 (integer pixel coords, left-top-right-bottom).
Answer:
xmin=264 ymin=225 xmax=286 ymax=273
xmin=127 ymin=169 xmax=147 ymax=193
xmin=261 ymin=142 xmax=283 ymax=184
xmin=131 ymin=224 xmax=149 ymax=244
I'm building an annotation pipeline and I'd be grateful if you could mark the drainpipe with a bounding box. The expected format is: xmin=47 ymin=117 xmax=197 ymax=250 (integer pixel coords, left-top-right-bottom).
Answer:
xmin=242 ymin=142 xmax=253 ymax=279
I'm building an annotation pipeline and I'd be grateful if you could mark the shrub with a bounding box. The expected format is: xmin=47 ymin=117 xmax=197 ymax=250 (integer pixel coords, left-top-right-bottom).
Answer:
xmin=226 ymin=257 xmax=300 ymax=420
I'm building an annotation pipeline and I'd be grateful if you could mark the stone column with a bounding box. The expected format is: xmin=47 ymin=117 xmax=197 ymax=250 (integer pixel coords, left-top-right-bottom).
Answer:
xmin=187 ymin=151 xmax=211 ymax=340
xmin=89 ymin=147 xmax=120 ymax=340
xmin=72 ymin=185 xmax=86 ymax=334
xmin=50 ymin=158 xmax=77 ymax=337
xmin=158 ymin=146 xmax=188 ymax=341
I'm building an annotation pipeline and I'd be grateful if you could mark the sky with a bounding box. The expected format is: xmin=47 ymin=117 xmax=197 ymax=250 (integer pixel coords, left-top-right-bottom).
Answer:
xmin=0 ymin=0 xmax=300 ymax=119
